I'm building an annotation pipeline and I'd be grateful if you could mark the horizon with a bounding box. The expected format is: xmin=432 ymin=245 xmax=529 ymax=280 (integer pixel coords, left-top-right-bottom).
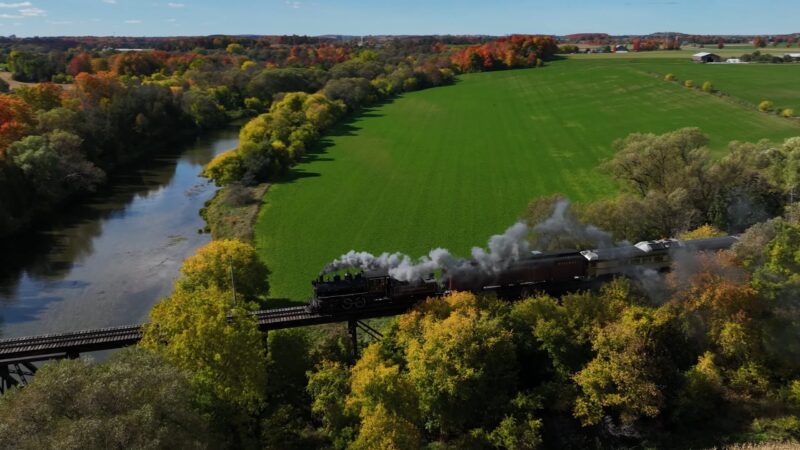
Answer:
xmin=1 ymin=0 xmax=799 ymax=38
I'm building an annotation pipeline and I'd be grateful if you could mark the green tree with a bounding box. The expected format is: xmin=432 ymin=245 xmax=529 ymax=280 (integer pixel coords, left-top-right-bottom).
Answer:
xmin=7 ymin=130 xmax=105 ymax=201
xmin=307 ymin=360 xmax=357 ymax=448
xmin=0 ymin=348 xmax=213 ymax=450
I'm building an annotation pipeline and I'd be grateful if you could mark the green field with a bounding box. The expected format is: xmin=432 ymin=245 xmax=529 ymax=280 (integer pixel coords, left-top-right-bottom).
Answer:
xmin=256 ymin=58 xmax=800 ymax=301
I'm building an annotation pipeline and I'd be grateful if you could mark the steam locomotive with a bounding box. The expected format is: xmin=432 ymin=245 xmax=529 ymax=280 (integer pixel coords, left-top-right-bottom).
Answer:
xmin=307 ymin=236 xmax=739 ymax=314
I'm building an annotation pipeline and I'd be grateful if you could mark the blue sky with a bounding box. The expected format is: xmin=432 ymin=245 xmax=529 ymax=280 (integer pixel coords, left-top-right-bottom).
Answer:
xmin=1 ymin=0 xmax=797 ymax=38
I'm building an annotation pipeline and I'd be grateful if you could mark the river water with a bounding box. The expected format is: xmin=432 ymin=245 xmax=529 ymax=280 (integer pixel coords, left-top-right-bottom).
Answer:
xmin=0 ymin=127 xmax=239 ymax=339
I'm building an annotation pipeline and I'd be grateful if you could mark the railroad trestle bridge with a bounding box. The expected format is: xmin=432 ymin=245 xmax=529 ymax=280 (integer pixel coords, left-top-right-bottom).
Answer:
xmin=0 ymin=303 xmax=412 ymax=394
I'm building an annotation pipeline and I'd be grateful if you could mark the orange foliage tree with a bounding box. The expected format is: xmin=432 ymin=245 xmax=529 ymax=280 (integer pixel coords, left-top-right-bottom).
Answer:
xmin=0 ymin=94 xmax=33 ymax=154
xmin=451 ymin=35 xmax=558 ymax=72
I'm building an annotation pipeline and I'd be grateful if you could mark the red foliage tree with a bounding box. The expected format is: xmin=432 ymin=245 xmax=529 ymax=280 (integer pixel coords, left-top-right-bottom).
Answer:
xmin=67 ymin=53 xmax=93 ymax=77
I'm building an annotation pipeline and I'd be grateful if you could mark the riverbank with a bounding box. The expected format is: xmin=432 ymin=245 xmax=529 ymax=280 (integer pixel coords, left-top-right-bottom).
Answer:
xmin=200 ymin=183 xmax=269 ymax=242
xmin=0 ymin=127 xmax=239 ymax=338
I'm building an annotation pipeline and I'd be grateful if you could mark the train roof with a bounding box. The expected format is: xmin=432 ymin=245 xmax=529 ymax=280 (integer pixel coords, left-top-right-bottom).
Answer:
xmin=580 ymin=236 xmax=738 ymax=261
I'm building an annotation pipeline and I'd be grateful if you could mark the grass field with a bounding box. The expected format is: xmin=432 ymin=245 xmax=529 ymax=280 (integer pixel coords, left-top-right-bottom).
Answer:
xmin=256 ymin=58 xmax=800 ymax=301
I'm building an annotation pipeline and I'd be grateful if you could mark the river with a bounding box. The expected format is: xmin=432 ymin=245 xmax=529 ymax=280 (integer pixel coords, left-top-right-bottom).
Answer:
xmin=0 ymin=126 xmax=239 ymax=339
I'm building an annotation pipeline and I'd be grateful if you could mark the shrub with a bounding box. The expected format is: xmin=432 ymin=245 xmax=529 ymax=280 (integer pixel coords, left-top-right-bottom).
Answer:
xmin=782 ymin=108 xmax=794 ymax=118
xmin=759 ymin=100 xmax=775 ymax=112
xmin=664 ymin=73 xmax=676 ymax=82
xmin=684 ymin=80 xmax=695 ymax=88
xmin=203 ymin=149 xmax=244 ymax=186
xmin=702 ymin=81 xmax=714 ymax=93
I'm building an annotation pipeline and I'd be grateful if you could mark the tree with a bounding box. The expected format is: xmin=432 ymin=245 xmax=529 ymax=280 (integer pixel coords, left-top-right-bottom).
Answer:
xmin=759 ymin=100 xmax=775 ymax=112
xmin=14 ymin=83 xmax=63 ymax=111
xmin=754 ymin=36 xmax=767 ymax=48
xmin=751 ymin=220 xmax=800 ymax=303
xmin=7 ymin=130 xmax=105 ymax=200
xmin=0 ymin=348 xmax=213 ymax=450
xmin=350 ymin=404 xmax=423 ymax=450
xmin=397 ymin=292 xmax=518 ymax=435
xmin=0 ymin=94 xmax=33 ymax=153
xmin=307 ymin=360 xmax=358 ymax=447
xmin=702 ymin=81 xmax=714 ymax=93
xmin=66 ymin=52 xmax=93 ymax=76
xmin=574 ymin=306 xmax=689 ymax=426
xmin=141 ymin=286 xmax=267 ymax=413
xmin=181 ymin=87 xmax=227 ymax=129
xmin=322 ymin=77 xmax=375 ymax=111
xmin=176 ymin=239 xmax=269 ymax=299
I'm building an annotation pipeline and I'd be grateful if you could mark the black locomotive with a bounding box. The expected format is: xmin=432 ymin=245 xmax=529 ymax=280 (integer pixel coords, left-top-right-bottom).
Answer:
xmin=307 ymin=236 xmax=739 ymax=314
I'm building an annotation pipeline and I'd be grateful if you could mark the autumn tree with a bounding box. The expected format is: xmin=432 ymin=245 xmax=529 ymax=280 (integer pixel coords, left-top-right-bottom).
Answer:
xmin=14 ymin=83 xmax=64 ymax=111
xmin=574 ymin=306 xmax=690 ymax=426
xmin=176 ymin=239 xmax=269 ymax=299
xmin=0 ymin=348 xmax=214 ymax=450
xmin=66 ymin=52 xmax=93 ymax=76
xmin=397 ymin=292 xmax=518 ymax=436
xmin=0 ymin=94 xmax=33 ymax=153
xmin=141 ymin=286 xmax=267 ymax=414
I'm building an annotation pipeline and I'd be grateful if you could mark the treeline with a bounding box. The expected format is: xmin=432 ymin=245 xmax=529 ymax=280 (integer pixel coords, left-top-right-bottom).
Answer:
xmin=2 ymin=210 xmax=800 ymax=448
xmin=203 ymin=49 xmax=456 ymax=187
xmin=0 ymin=72 xmax=235 ymax=237
xmin=451 ymin=35 xmax=559 ymax=72
xmin=545 ymin=128 xmax=800 ymax=245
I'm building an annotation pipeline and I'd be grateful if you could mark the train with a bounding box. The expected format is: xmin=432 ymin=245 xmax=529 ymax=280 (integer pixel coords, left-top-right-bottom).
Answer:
xmin=306 ymin=236 xmax=739 ymax=314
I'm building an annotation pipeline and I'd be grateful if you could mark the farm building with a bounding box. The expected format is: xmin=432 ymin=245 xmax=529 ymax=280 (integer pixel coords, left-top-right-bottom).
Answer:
xmin=785 ymin=53 xmax=800 ymax=61
xmin=693 ymin=52 xmax=721 ymax=63
xmin=614 ymin=45 xmax=629 ymax=53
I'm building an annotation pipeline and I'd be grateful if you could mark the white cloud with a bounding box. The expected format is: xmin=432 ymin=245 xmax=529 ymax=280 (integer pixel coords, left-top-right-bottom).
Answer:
xmin=166 ymin=18 xmax=176 ymax=22
xmin=0 ymin=13 xmax=22 ymax=18
xmin=167 ymin=2 xmax=184 ymax=7
xmin=0 ymin=2 xmax=31 ymax=8
xmin=124 ymin=19 xmax=141 ymax=23
xmin=285 ymin=1 xmax=301 ymax=8
xmin=102 ymin=0 xmax=116 ymax=3
xmin=46 ymin=19 xmax=71 ymax=24
xmin=19 ymin=6 xmax=44 ymax=16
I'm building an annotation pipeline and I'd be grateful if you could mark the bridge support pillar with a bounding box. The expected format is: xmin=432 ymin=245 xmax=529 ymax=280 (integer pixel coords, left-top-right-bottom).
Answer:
xmin=348 ymin=320 xmax=358 ymax=362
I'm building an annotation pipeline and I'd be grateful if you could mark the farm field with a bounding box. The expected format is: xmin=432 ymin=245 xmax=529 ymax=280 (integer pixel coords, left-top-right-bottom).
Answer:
xmin=256 ymin=58 xmax=800 ymax=301
xmin=625 ymin=59 xmax=800 ymax=111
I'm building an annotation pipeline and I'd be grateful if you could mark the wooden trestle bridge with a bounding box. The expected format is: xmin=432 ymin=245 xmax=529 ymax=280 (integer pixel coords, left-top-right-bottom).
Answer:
xmin=0 ymin=304 xmax=411 ymax=393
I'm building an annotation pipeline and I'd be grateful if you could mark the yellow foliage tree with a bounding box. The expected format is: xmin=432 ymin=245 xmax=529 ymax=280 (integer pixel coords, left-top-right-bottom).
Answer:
xmin=177 ymin=239 xmax=268 ymax=299
xmin=678 ymin=224 xmax=726 ymax=240
xmin=141 ymin=286 xmax=266 ymax=413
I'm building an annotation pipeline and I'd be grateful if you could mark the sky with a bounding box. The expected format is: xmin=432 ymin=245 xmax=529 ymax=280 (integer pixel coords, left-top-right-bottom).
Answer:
xmin=0 ymin=0 xmax=797 ymax=38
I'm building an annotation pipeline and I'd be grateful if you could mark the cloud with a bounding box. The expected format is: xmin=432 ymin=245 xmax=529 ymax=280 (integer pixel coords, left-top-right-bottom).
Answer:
xmin=166 ymin=18 xmax=176 ymax=22
xmin=285 ymin=1 xmax=301 ymax=8
xmin=19 ymin=6 xmax=44 ymax=16
xmin=0 ymin=13 xmax=22 ymax=18
xmin=102 ymin=0 xmax=116 ymax=3
xmin=124 ymin=19 xmax=141 ymax=23
xmin=0 ymin=2 xmax=31 ymax=7
xmin=167 ymin=2 xmax=184 ymax=7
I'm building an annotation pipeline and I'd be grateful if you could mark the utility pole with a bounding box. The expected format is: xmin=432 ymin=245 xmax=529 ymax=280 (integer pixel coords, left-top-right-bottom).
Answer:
xmin=229 ymin=258 xmax=237 ymax=310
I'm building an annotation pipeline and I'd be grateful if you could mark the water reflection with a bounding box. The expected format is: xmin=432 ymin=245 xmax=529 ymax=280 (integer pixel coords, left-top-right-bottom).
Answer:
xmin=0 ymin=127 xmax=239 ymax=338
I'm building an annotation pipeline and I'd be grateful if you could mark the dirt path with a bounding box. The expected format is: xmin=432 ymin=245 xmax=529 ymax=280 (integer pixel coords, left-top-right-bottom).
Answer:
xmin=0 ymin=71 xmax=74 ymax=91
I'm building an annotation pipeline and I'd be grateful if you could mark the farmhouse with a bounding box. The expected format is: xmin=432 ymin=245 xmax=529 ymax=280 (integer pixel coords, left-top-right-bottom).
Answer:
xmin=693 ymin=52 xmax=721 ymax=63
